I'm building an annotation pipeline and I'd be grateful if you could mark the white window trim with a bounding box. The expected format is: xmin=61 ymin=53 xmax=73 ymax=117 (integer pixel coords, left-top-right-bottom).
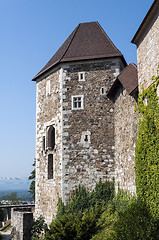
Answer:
xmin=46 ymin=80 xmax=50 ymax=96
xmin=72 ymin=95 xmax=84 ymax=110
xmin=100 ymin=87 xmax=106 ymax=95
xmin=78 ymin=72 xmax=85 ymax=81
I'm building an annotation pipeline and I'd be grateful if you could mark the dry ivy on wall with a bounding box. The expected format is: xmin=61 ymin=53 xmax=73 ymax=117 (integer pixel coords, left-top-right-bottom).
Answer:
xmin=135 ymin=74 xmax=159 ymax=218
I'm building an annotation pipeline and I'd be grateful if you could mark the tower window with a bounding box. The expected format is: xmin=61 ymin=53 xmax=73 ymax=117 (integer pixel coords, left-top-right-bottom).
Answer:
xmin=78 ymin=72 xmax=85 ymax=81
xmin=72 ymin=95 xmax=84 ymax=110
xmin=48 ymin=154 xmax=53 ymax=179
xmin=47 ymin=126 xmax=55 ymax=150
xmin=84 ymin=135 xmax=88 ymax=142
xmin=100 ymin=87 xmax=106 ymax=95
xmin=42 ymin=136 xmax=45 ymax=151
xmin=46 ymin=80 xmax=50 ymax=96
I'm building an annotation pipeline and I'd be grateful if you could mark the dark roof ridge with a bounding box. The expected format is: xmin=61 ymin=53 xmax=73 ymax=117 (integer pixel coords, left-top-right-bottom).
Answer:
xmin=96 ymin=22 xmax=122 ymax=55
xmin=132 ymin=0 xmax=158 ymax=44
xmin=33 ymin=21 xmax=126 ymax=81
xmin=118 ymin=62 xmax=137 ymax=76
xmin=32 ymin=24 xmax=79 ymax=80
xmin=59 ymin=23 xmax=80 ymax=62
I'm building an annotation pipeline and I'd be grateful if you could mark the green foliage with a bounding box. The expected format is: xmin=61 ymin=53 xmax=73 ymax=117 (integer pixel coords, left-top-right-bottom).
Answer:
xmin=45 ymin=207 xmax=101 ymax=240
xmin=135 ymin=75 xmax=159 ymax=218
xmin=57 ymin=179 xmax=115 ymax=219
xmin=90 ymin=179 xmax=115 ymax=206
xmin=65 ymin=185 xmax=90 ymax=215
xmin=4 ymin=192 xmax=21 ymax=204
xmin=31 ymin=215 xmax=45 ymax=240
xmin=46 ymin=180 xmax=115 ymax=240
xmin=114 ymin=199 xmax=159 ymax=240
xmin=28 ymin=160 xmax=36 ymax=201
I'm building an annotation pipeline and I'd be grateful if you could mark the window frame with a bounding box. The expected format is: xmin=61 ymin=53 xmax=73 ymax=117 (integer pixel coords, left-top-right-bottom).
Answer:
xmin=78 ymin=72 xmax=85 ymax=81
xmin=48 ymin=154 xmax=53 ymax=179
xmin=100 ymin=87 xmax=106 ymax=95
xmin=72 ymin=95 xmax=84 ymax=110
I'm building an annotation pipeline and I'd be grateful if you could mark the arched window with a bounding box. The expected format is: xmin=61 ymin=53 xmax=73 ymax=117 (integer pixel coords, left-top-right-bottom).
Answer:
xmin=48 ymin=154 xmax=53 ymax=179
xmin=47 ymin=126 xmax=55 ymax=150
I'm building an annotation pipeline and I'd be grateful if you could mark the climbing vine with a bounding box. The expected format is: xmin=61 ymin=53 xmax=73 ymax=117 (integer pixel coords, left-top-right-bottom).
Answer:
xmin=135 ymin=74 xmax=159 ymax=218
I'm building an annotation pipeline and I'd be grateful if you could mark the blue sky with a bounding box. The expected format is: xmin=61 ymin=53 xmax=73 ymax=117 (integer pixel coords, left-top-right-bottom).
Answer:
xmin=0 ymin=0 xmax=154 ymax=178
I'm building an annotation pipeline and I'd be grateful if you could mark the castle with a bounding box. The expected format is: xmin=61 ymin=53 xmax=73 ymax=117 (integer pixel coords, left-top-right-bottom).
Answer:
xmin=32 ymin=0 xmax=159 ymax=225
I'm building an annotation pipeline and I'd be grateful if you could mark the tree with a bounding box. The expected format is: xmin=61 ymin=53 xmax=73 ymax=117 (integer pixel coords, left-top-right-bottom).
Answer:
xmin=4 ymin=192 xmax=21 ymax=204
xmin=28 ymin=159 xmax=36 ymax=201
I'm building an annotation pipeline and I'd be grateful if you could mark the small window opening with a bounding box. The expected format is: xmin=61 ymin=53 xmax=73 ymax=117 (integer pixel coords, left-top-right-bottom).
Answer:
xmin=84 ymin=135 xmax=88 ymax=142
xmin=78 ymin=72 xmax=85 ymax=81
xmin=48 ymin=154 xmax=53 ymax=179
xmin=46 ymin=80 xmax=50 ymax=96
xmin=80 ymin=73 xmax=83 ymax=80
xmin=42 ymin=136 xmax=45 ymax=151
xmin=101 ymin=87 xmax=105 ymax=95
xmin=47 ymin=126 xmax=55 ymax=150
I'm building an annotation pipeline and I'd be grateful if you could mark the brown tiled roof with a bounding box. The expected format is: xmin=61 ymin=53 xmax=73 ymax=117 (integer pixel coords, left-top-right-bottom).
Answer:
xmin=107 ymin=63 xmax=138 ymax=98
xmin=132 ymin=0 xmax=159 ymax=45
xmin=33 ymin=21 xmax=126 ymax=81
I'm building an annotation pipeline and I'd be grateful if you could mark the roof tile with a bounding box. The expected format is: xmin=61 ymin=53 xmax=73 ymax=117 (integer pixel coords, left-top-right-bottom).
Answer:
xmin=33 ymin=21 xmax=125 ymax=81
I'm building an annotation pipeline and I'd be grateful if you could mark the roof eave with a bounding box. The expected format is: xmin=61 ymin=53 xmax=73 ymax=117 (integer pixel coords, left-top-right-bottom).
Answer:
xmin=132 ymin=0 xmax=159 ymax=45
xmin=32 ymin=54 xmax=127 ymax=81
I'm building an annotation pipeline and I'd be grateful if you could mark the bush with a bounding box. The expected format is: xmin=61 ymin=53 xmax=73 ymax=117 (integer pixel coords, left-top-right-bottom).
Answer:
xmin=46 ymin=180 xmax=115 ymax=240
xmin=135 ymin=76 xmax=159 ymax=218
xmin=57 ymin=179 xmax=115 ymax=219
xmin=45 ymin=207 xmax=101 ymax=240
xmin=114 ymin=199 xmax=159 ymax=240
xmin=31 ymin=215 xmax=45 ymax=240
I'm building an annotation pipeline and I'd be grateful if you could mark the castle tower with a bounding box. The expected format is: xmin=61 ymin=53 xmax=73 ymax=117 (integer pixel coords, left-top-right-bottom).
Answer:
xmin=32 ymin=22 xmax=126 ymax=224
xmin=132 ymin=0 xmax=159 ymax=90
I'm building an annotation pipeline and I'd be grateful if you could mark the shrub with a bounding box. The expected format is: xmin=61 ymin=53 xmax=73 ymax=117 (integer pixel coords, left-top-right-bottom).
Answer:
xmin=46 ymin=180 xmax=115 ymax=240
xmin=31 ymin=215 xmax=45 ymax=240
xmin=114 ymin=199 xmax=159 ymax=240
xmin=135 ymin=75 xmax=159 ymax=218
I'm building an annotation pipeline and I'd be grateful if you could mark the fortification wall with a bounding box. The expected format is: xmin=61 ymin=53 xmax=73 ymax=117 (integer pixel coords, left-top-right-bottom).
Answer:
xmin=114 ymin=87 xmax=138 ymax=193
xmin=61 ymin=59 xmax=123 ymax=203
xmin=35 ymin=69 xmax=63 ymax=224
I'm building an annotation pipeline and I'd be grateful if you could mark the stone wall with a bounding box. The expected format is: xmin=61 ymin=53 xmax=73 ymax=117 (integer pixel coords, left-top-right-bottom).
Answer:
xmin=35 ymin=69 xmax=63 ymax=224
xmin=35 ymin=58 xmax=125 ymax=224
xmin=11 ymin=208 xmax=33 ymax=240
xmin=61 ymin=59 xmax=123 ymax=204
xmin=137 ymin=8 xmax=159 ymax=90
xmin=114 ymin=86 xmax=138 ymax=193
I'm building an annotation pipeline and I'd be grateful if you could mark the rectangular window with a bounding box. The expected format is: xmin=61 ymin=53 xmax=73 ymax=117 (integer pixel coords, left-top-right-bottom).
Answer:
xmin=100 ymin=87 xmax=106 ymax=95
xmin=72 ymin=95 xmax=84 ymax=110
xmin=46 ymin=80 xmax=50 ymax=96
xmin=48 ymin=154 xmax=53 ymax=179
xmin=78 ymin=72 xmax=85 ymax=81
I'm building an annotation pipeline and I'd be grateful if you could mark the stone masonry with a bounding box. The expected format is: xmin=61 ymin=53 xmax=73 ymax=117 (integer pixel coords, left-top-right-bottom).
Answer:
xmin=114 ymin=87 xmax=138 ymax=193
xmin=35 ymin=58 xmax=125 ymax=224
xmin=132 ymin=0 xmax=159 ymax=90
xmin=11 ymin=207 xmax=33 ymax=240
